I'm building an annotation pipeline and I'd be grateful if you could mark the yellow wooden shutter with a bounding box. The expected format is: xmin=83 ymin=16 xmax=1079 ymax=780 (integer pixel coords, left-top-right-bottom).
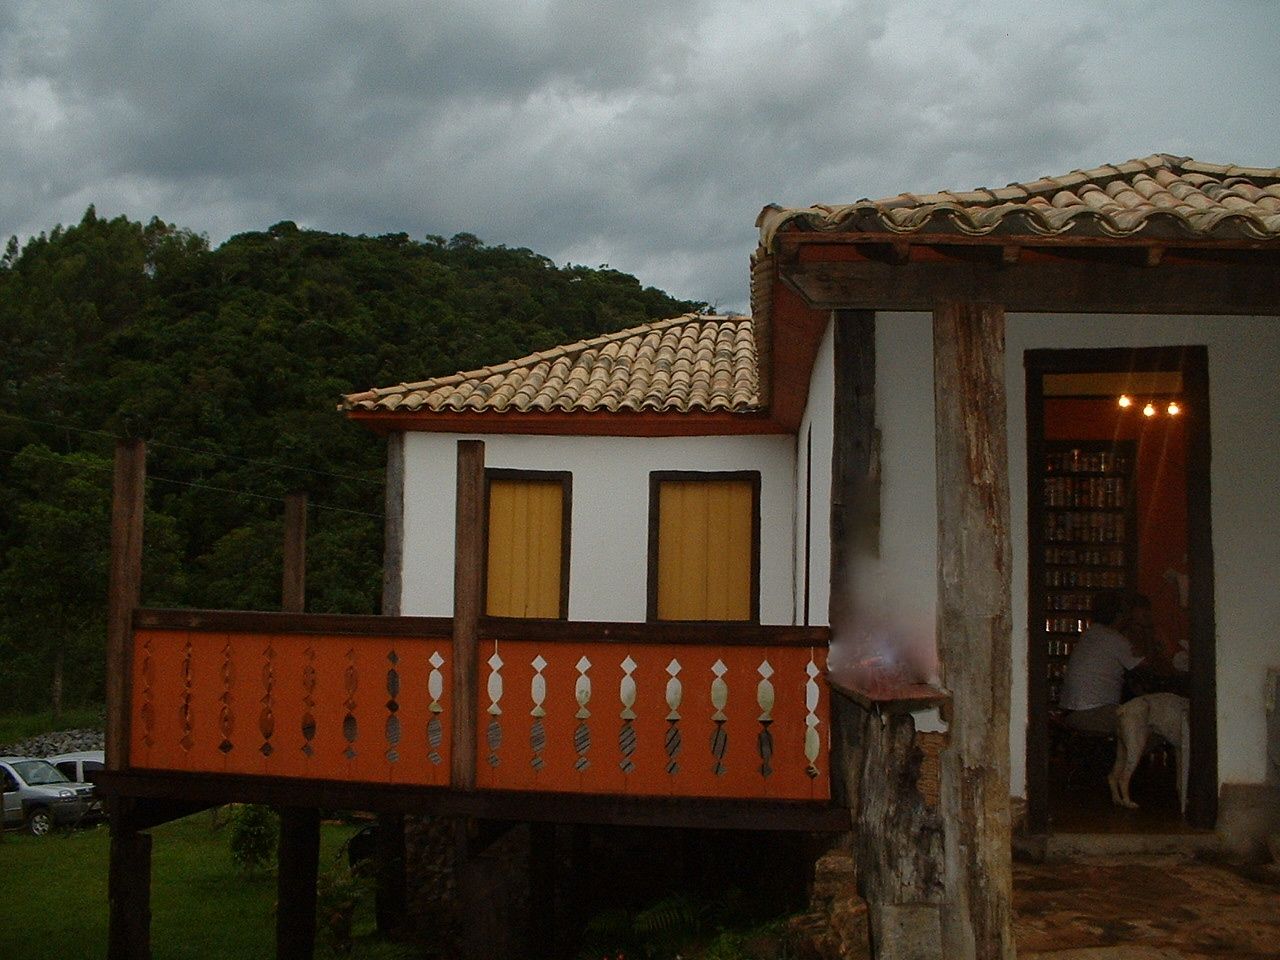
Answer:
xmin=655 ymin=478 xmax=754 ymax=620
xmin=486 ymin=479 xmax=565 ymax=618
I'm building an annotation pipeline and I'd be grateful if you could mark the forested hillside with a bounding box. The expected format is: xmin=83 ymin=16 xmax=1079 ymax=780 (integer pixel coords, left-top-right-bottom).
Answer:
xmin=0 ymin=208 xmax=702 ymax=714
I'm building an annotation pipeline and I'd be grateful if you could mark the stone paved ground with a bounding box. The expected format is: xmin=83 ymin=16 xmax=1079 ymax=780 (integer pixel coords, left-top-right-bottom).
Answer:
xmin=1014 ymin=855 xmax=1280 ymax=959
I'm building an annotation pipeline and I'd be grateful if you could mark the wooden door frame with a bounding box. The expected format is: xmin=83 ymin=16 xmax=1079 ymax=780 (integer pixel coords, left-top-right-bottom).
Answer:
xmin=1024 ymin=345 xmax=1217 ymax=832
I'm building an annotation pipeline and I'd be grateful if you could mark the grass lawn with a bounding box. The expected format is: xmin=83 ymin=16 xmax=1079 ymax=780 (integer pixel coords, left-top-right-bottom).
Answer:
xmin=0 ymin=813 xmax=411 ymax=960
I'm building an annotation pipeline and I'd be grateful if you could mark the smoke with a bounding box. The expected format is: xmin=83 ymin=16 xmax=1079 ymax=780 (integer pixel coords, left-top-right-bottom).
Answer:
xmin=827 ymin=548 xmax=939 ymax=699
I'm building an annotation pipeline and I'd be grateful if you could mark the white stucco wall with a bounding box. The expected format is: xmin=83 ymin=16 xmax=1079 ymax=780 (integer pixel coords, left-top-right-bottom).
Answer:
xmin=873 ymin=311 xmax=1280 ymax=794
xmin=400 ymin=432 xmax=798 ymax=624
xmin=795 ymin=320 xmax=835 ymax=626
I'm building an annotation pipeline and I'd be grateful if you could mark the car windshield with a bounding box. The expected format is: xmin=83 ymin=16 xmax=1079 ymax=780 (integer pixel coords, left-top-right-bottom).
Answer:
xmin=12 ymin=760 xmax=69 ymax=785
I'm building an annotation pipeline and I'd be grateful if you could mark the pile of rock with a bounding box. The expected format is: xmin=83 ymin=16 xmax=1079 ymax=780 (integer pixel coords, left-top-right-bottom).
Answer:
xmin=0 ymin=727 xmax=104 ymax=758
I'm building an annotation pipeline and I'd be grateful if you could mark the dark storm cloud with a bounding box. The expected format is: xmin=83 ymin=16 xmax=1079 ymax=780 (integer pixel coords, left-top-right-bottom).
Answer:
xmin=2 ymin=0 xmax=1277 ymax=310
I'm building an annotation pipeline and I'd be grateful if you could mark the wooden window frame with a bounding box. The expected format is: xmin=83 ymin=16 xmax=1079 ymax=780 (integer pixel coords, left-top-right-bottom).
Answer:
xmin=482 ymin=468 xmax=572 ymax=620
xmin=646 ymin=470 xmax=762 ymax=623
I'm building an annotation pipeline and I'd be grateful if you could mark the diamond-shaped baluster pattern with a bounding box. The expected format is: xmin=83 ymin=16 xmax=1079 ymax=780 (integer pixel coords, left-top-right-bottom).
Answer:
xmin=139 ymin=631 xmax=154 ymax=748
xmin=342 ymin=647 xmax=358 ymax=760
xmin=179 ymin=636 xmax=195 ymax=752
xmin=426 ymin=651 xmax=444 ymax=765
xmin=218 ymin=639 xmax=235 ymax=754
xmin=757 ymin=659 xmax=775 ymax=778
xmin=301 ymin=644 xmax=317 ymax=756
xmin=618 ymin=655 xmax=637 ymax=774
xmin=804 ymin=657 xmax=821 ymax=779
xmin=259 ymin=641 xmax=275 ymax=757
xmin=710 ymin=659 xmax=728 ymax=776
xmin=574 ymin=656 xmax=592 ymax=771
xmin=486 ymin=649 xmax=504 ymax=767
xmin=530 ymin=655 xmax=547 ymax=771
xmin=664 ymin=659 xmax=682 ymax=774
xmin=385 ymin=649 xmax=401 ymax=762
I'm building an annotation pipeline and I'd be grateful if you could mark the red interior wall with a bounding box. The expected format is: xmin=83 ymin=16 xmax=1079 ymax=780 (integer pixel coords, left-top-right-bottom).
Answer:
xmin=1045 ymin=397 xmax=1189 ymax=657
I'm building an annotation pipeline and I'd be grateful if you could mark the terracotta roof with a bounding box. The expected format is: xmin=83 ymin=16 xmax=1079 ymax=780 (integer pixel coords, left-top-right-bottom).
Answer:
xmin=342 ymin=313 xmax=760 ymax=415
xmin=757 ymin=154 xmax=1280 ymax=246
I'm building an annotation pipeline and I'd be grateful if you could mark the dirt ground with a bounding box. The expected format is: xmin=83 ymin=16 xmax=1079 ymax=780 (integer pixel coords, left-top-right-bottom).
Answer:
xmin=1013 ymin=855 xmax=1280 ymax=959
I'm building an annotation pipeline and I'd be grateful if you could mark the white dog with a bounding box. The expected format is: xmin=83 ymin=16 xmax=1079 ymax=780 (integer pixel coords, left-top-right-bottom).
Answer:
xmin=1108 ymin=692 xmax=1190 ymax=813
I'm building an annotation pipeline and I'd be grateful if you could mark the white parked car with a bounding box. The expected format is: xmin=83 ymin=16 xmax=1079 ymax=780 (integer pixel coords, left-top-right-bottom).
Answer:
xmin=46 ymin=750 xmax=105 ymax=786
xmin=0 ymin=757 xmax=98 ymax=835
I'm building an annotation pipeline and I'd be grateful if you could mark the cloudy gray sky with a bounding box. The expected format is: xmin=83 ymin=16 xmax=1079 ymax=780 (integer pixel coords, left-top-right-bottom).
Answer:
xmin=3 ymin=0 xmax=1277 ymax=311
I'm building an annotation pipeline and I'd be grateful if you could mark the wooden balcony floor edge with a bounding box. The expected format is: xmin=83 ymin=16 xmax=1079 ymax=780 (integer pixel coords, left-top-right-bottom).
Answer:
xmin=95 ymin=769 xmax=851 ymax=833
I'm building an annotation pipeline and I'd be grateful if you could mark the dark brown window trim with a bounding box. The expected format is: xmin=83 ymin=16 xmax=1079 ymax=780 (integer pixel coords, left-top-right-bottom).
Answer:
xmin=646 ymin=470 xmax=762 ymax=623
xmin=482 ymin=468 xmax=572 ymax=620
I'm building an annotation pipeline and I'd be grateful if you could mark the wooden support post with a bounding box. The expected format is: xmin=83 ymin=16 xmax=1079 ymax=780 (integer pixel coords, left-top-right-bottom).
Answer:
xmin=453 ymin=439 xmax=485 ymax=790
xmin=277 ymin=807 xmax=320 ymax=960
xmin=529 ymin=822 xmax=557 ymax=960
xmin=276 ymin=493 xmax=320 ymax=960
xmin=377 ymin=436 xmax=410 ymax=935
xmin=106 ymin=438 xmax=146 ymax=771
xmin=932 ymin=300 xmax=1015 ymax=960
xmin=107 ymin=799 xmax=152 ymax=960
xmin=106 ymin=440 xmax=149 ymax=960
xmin=374 ymin=812 xmax=407 ymax=935
xmin=282 ymin=492 xmax=307 ymax=614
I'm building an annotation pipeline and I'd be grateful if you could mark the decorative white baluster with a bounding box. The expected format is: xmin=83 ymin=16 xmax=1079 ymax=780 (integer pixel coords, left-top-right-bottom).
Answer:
xmin=710 ymin=659 xmax=729 ymax=776
xmin=574 ymin=655 xmax=592 ymax=771
xmin=486 ymin=649 xmax=504 ymax=767
xmin=530 ymin=655 xmax=548 ymax=771
xmin=427 ymin=651 xmax=444 ymax=765
xmin=619 ymin=655 xmax=638 ymax=773
xmin=804 ymin=657 xmax=821 ymax=778
xmin=664 ymin=659 xmax=682 ymax=774
xmin=757 ymin=659 xmax=775 ymax=778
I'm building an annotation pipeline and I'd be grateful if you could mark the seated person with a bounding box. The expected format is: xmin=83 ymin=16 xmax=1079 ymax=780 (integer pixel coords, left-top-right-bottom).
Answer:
xmin=1059 ymin=590 xmax=1152 ymax=735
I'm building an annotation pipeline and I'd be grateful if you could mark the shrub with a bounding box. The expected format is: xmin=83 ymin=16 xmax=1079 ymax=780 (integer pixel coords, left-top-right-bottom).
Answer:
xmin=227 ymin=804 xmax=278 ymax=874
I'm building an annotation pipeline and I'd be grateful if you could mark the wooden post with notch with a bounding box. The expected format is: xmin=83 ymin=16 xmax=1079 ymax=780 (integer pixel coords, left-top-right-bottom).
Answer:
xmin=933 ymin=300 xmax=1015 ymax=960
xmin=375 ymin=434 xmax=409 ymax=935
xmin=106 ymin=438 xmax=149 ymax=960
xmin=452 ymin=439 xmax=485 ymax=789
xmin=276 ymin=491 xmax=321 ymax=960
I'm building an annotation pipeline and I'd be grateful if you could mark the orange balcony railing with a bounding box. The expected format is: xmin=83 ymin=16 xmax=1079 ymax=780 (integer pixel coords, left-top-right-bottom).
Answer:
xmin=127 ymin=610 xmax=830 ymax=803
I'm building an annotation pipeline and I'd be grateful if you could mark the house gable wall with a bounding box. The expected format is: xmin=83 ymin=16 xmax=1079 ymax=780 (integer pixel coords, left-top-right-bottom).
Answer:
xmin=400 ymin=432 xmax=798 ymax=624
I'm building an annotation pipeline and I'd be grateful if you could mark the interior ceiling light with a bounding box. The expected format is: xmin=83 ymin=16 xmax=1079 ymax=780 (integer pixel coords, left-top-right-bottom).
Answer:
xmin=1167 ymin=401 xmax=1181 ymax=416
xmin=1143 ymin=402 xmax=1157 ymax=417
xmin=1118 ymin=394 xmax=1132 ymax=408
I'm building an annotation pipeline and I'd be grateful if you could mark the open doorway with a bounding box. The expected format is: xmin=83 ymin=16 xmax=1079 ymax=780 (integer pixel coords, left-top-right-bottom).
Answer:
xmin=1025 ymin=347 xmax=1217 ymax=834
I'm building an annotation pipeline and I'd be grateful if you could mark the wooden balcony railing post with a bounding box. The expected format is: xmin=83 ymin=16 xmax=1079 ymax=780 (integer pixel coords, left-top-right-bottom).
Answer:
xmin=452 ymin=440 xmax=485 ymax=789
xmin=106 ymin=438 xmax=146 ymax=772
xmin=106 ymin=439 xmax=147 ymax=960
xmin=276 ymin=492 xmax=320 ymax=960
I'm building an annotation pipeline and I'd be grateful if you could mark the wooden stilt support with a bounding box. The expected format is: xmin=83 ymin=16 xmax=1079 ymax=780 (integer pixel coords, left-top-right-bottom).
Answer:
xmin=276 ymin=492 xmax=320 ymax=960
xmin=106 ymin=440 xmax=148 ymax=960
xmin=374 ymin=813 xmax=407 ymax=935
xmin=108 ymin=799 xmax=152 ymax=960
xmin=932 ymin=300 xmax=1015 ymax=960
xmin=529 ymin=822 xmax=557 ymax=960
xmin=277 ymin=808 xmax=320 ymax=960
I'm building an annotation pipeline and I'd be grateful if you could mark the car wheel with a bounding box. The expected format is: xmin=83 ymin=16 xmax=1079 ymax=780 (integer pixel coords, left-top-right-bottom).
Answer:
xmin=27 ymin=807 xmax=53 ymax=836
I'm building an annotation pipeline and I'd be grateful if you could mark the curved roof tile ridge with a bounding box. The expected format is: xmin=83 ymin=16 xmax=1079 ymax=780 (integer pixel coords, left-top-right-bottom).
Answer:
xmin=341 ymin=312 xmax=761 ymax=415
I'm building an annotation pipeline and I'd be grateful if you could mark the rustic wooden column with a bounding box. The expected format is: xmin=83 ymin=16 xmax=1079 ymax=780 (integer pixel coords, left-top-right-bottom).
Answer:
xmin=108 ymin=799 xmax=152 ymax=960
xmin=452 ymin=439 xmax=485 ymax=789
xmin=106 ymin=439 xmax=149 ymax=960
xmin=106 ymin=438 xmax=146 ymax=772
xmin=933 ymin=300 xmax=1015 ymax=960
xmin=276 ymin=492 xmax=320 ymax=960
xmin=373 ymin=436 xmax=410 ymax=933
